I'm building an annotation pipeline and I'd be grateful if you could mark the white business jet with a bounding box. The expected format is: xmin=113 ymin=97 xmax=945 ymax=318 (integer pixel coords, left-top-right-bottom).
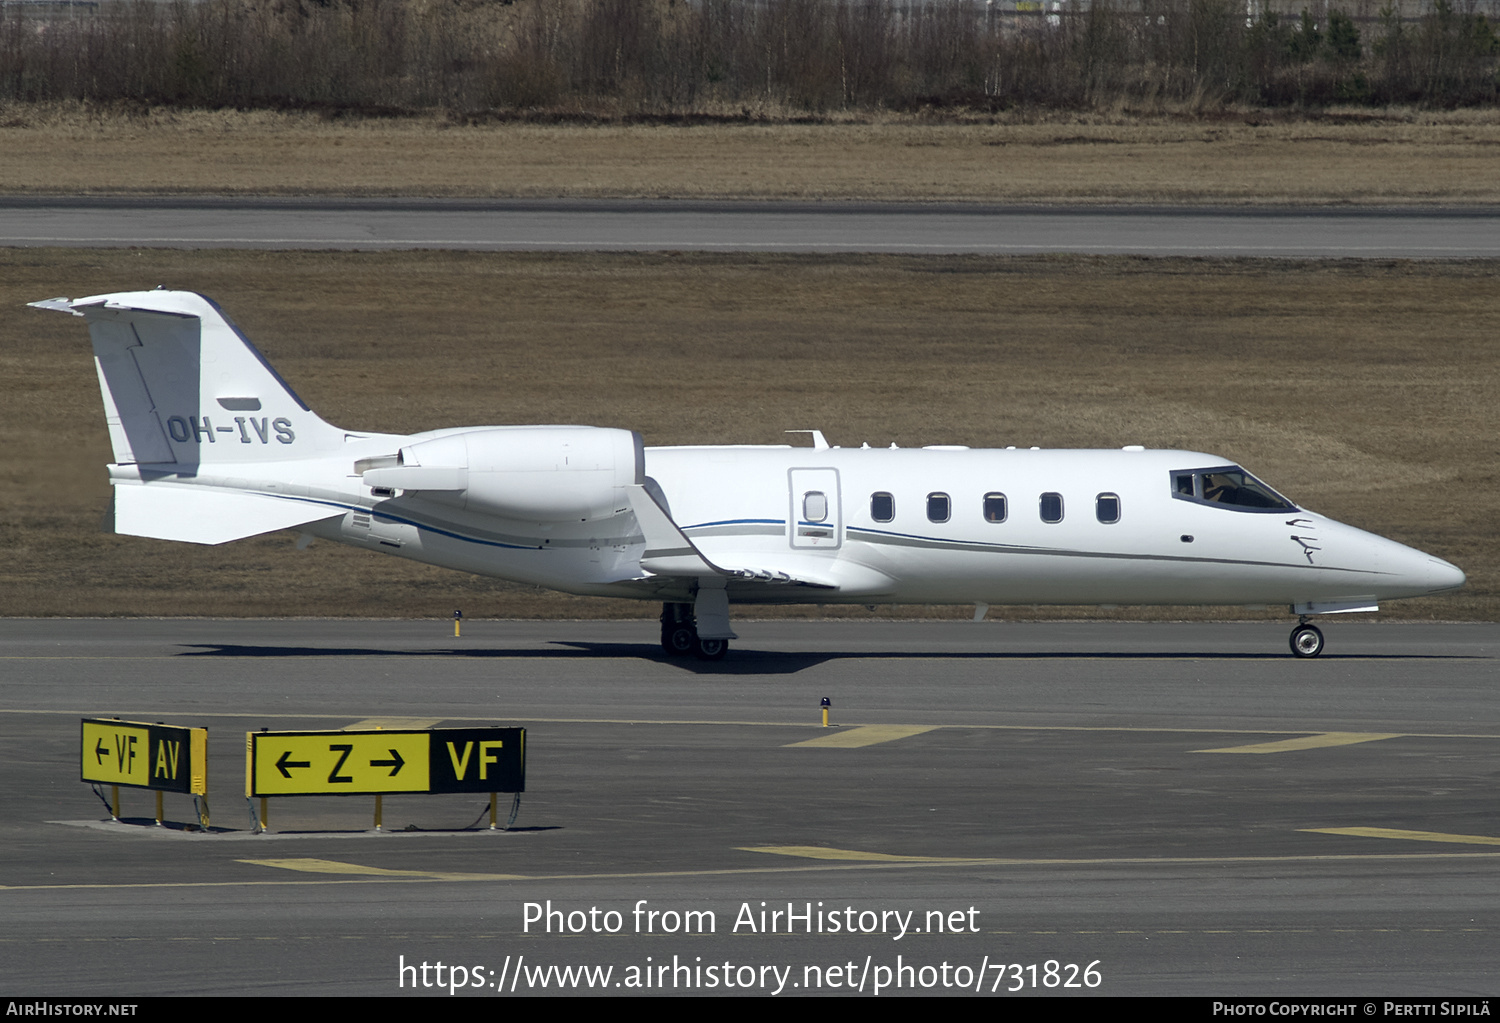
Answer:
xmin=34 ymin=290 xmax=1465 ymax=660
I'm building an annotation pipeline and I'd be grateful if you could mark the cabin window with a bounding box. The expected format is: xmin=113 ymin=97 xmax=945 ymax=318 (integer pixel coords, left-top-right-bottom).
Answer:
xmin=1040 ymin=492 xmax=1064 ymax=523
xmin=927 ymin=492 xmax=950 ymax=523
xmin=870 ymin=492 xmax=894 ymax=523
xmin=803 ymin=491 xmax=828 ymax=523
xmin=983 ymin=493 xmax=1008 ymax=523
xmin=1096 ymin=493 xmax=1121 ymax=524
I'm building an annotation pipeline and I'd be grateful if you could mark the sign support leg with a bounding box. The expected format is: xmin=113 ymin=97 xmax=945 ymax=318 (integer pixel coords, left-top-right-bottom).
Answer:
xmin=111 ymin=785 xmax=119 ymax=821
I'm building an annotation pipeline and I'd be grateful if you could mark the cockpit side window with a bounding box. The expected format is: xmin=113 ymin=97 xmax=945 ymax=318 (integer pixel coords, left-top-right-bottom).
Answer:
xmin=1169 ymin=466 xmax=1296 ymax=513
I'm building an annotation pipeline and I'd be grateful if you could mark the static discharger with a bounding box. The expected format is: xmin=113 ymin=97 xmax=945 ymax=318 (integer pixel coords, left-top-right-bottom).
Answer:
xmin=246 ymin=726 xmax=525 ymax=833
xmin=80 ymin=718 xmax=209 ymax=829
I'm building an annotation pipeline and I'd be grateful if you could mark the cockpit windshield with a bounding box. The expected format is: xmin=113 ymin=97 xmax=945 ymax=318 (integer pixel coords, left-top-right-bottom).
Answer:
xmin=1170 ymin=466 xmax=1297 ymax=512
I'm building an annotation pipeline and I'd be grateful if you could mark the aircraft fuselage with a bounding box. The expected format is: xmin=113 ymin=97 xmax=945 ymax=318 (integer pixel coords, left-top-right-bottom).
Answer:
xmin=146 ymin=438 xmax=1460 ymax=612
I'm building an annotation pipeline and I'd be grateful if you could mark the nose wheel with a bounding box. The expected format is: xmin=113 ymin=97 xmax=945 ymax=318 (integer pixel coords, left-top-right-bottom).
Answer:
xmin=1289 ymin=622 xmax=1325 ymax=658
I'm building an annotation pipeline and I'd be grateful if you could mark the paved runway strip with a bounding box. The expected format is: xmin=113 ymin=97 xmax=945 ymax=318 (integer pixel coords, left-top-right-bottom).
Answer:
xmin=4 ymin=198 xmax=1500 ymax=256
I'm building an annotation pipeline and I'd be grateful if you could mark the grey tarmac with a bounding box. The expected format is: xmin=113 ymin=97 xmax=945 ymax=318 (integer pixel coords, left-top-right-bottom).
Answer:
xmin=3 ymin=197 xmax=1500 ymax=256
xmin=2 ymin=619 xmax=1498 ymax=996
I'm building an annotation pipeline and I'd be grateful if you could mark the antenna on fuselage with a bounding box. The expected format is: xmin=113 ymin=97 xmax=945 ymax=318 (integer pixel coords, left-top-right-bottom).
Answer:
xmin=785 ymin=430 xmax=829 ymax=450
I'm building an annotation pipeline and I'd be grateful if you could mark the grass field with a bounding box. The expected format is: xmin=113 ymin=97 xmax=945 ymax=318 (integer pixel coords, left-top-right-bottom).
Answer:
xmin=3 ymin=106 xmax=1500 ymax=203
xmin=2 ymin=248 xmax=1491 ymax=622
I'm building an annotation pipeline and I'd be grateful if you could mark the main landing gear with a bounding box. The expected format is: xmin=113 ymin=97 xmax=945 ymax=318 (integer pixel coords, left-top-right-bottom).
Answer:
xmin=1289 ymin=619 xmax=1325 ymax=658
xmin=660 ymin=602 xmax=729 ymax=661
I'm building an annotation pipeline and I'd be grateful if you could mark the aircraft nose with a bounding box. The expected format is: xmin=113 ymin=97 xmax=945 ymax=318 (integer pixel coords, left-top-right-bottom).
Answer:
xmin=1379 ymin=537 xmax=1466 ymax=596
xmin=1420 ymin=555 xmax=1466 ymax=594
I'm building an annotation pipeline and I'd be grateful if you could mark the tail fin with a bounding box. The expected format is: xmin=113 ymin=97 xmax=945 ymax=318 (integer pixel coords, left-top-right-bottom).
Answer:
xmin=31 ymin=289 xmax=342 ymax=466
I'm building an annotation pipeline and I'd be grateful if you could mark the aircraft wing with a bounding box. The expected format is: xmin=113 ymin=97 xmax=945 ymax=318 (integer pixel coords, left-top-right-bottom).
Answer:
xmin=627 ymin=483 xmax=721 ymax=578
xmin=625 ymin=485 xmax=890 ymax=594
xmin=707 ymin=554 xmax=895 ymax=596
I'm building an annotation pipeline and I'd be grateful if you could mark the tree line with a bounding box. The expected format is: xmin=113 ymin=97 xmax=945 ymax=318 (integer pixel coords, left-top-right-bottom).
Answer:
xmin=1 ymin=0 xmax=1496 ymax=114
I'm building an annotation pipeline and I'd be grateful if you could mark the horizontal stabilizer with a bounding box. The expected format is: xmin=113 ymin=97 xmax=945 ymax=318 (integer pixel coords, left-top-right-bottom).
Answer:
xmin=112 ymin=483 xmax=338 ymax=545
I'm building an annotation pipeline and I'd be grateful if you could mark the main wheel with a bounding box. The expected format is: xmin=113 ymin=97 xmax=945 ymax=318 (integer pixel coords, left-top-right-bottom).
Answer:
xmin=663 ymin=624 xmax=697 ymax=656
xmin=694 ymin=636 xmax=729 ymax=661
xmin=1290 ymin=623 xmax=1325 ymax=658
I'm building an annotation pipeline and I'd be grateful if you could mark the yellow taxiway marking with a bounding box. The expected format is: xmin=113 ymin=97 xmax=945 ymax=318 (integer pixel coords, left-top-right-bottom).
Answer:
xmin=9 ymin=707 xmax=1500 ymax=741
xmin=343 ymin=717 xmax=444 ymax=730
xmin=240 ymin=857 xmax=433 ymax=877
xmin=10 ymin=850 xmax=1500 ymax=893
xmin=785 ymin=725 xmax=938 ymax=748
xmin=1303 ymin=827 xmax=1500 ymax=847
xmin=1192 ymin=732 xmax=1401 ymax=754
xmin=740 ymin=845 xmax=985 ymax=862
xmin=239 ymin=857 xmax=524 ymax=880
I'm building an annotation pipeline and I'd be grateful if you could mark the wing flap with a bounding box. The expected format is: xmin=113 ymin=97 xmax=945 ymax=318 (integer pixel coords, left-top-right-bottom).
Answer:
xmin=711 ymin=557 xmax=892 ymax=596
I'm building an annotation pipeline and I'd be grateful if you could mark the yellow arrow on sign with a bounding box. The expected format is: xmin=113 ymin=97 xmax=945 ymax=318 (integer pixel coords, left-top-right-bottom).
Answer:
xmin=81 ymin=721 xmax=150 ymax=787
xmin=249 ymin=732 xmax=430 ymax=796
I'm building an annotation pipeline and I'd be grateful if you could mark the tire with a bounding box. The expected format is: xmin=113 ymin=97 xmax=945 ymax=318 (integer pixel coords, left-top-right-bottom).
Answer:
xmin=694 ymin=637 xmax=729 ymax=661
xmin=1290 ymin=624 xmax=1325 ymax=658
xmin=663 ymin=624 xmax=696 ymax=656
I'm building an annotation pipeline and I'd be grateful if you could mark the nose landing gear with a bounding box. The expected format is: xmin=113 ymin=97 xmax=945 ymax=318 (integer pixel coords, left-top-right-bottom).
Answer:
xmin=1289 ymin=619 xmax=1325 ymax=658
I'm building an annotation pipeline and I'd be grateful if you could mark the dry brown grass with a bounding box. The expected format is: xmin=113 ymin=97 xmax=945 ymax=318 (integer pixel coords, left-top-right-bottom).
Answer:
xmin=1 ymin=248 xmax=1493 ymax=621
xmin=4 ymin=105 xmax=1500 ymax=202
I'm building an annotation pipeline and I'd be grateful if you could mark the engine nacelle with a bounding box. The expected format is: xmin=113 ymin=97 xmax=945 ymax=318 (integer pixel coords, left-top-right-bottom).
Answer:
xmin=361 ymin=426 xmax=643 ymax=522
